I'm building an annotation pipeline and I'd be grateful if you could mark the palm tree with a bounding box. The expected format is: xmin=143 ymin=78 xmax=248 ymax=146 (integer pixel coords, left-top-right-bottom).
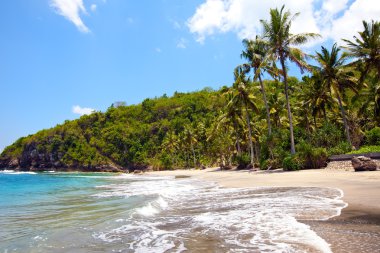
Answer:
xmin=241 ymin=37 xmax=273 ymax=136
xmin=229 ymin=67 xmax=259 ymax=166
xmin=215 ymin=92 xmax=244 ymax=155
xmin=260 ymin=5 xmax=320 ymax=154
xmin=161 ymin=131 xmax=179 ymax=168
xmin=183 ymin=125 xmax=198 ymax=168
xmin=343 ymin=20 xmax=380 ymax=81
xmin=300 ymin=75 xmax=335 ymax=127
xmin=352 ymin=73 xmax=380 ymax=125
xmin=313 ymin=44 xmax=359 ymax=146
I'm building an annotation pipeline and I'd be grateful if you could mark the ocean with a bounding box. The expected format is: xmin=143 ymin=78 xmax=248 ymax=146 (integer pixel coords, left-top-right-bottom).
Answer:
xmin=0 ymin=171 xmax=347 ymax=253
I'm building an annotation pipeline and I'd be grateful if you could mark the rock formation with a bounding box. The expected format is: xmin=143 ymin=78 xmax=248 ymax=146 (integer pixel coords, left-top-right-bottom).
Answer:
xmin=351 ymin=156 xmax=377 ymax=171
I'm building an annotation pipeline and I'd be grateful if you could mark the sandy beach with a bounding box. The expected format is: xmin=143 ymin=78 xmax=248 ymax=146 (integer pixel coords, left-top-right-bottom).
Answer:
xmin=149 ymin=168 xmax=380 ymax=253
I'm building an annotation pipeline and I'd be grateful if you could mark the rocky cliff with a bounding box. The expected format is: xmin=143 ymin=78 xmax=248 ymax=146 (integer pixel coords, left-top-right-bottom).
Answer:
xmin=0 ymin=140 xmax=123 ymax=172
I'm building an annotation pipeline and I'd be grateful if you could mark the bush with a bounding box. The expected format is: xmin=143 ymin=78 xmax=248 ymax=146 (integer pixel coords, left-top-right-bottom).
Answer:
xmin=260 ymin=158 xmax=280 ymax=170
xmin=365 ymin=127 xmax=380 ymax=145
xmin=327 ymin=142 xmax=352 ymax=156
xmin=347 ymin=145 xmax=380 ymax=154
xmin=296 ymin=141 xmax=328 ymax=169
xmin=282 ymin=156 xmax=301 ymax=171
xmin=234 ymin=153 xmax=251 ymax=168
xmin=310 ymin=148 xmax=328 ymax=169
xmin=311 ymin=122 xmax=344 ymax=148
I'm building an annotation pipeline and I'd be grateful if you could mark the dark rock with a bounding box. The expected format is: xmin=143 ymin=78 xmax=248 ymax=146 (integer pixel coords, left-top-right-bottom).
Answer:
xmin=133 ymin=170 xmax=143 ymax=174
xmin=8 ymin=159 xmax=19 ymax=168
xmin=144 ymin=166 xmax=154 ymax=172
xmin=93 ymin=164 xmax=123 ymax=172
xmin=351 ymin=156 xmax=377 ymax=171
xmin=220 ymin=164 xmax=233 ymax=170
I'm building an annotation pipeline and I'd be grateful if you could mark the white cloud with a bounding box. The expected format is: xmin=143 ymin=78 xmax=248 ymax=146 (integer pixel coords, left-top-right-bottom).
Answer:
xmin=177 ymin=38 xmax=187 ymax=49
xmin=90 ymin=4 xmax=97 ymax=12
xmin=187 ymin=0 xmax=380 ymax=47
xmin=72 ymin=105 xmax=95 ymax=116
xmin=329 ymin=0 xmax=380 ymax=44
xmin=50 ymin=0 xmax=90 ymax=33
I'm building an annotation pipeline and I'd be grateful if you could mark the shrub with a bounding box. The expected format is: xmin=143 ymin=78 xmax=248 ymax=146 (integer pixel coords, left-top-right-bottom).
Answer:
xmin=311 ymin=122 xmax=344 ymax=148
xmin=327 ymin=142 xmax=352 ymax=156
xmin=310 ymin=147 xmax=328 ymax=169
xmin=296 ymin=141 xmax=328 ymax=169
xmin=234 ymin=153 xmax=250 ymax=168
xmin=347 ymin=145 xmax=380 ymax=154
xmin=365 ymin=127 xmax=380 ymax=145
xmin=282 ymin=156 xmax=301 ymax=171
xmin=260 ymin=158 xmax=280 ymax=170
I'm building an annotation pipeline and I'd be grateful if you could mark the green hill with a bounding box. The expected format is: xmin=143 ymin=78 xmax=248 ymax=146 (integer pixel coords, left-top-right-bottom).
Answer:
xmin=0 ymin=88 xmax=224 ymax=171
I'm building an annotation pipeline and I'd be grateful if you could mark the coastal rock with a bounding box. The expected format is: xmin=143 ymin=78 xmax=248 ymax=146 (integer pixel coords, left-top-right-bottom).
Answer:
xmin=8 ymin=159 xmax=19 ymax=168
xmin=351 ymin=156 xmax=377 ymax=171
xmin=220 ymin=164 xmax=233 ymax=170
xmin=133 ymin=170 xmax=143 ymax=174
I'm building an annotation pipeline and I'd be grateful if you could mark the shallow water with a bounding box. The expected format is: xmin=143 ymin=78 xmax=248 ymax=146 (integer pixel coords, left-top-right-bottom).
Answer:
xmin=0 ymin=171 xmax=347 ymax=252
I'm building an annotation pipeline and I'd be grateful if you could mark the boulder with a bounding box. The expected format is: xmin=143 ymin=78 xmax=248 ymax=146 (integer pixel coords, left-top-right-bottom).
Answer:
xmin=133 ymin=169 xmax=143 ymax=174
xmin=351 ymin=156 xmax=377 ymax=171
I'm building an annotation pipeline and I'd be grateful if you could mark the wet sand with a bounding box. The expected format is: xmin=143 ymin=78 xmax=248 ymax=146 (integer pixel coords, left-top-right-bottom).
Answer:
xmin=148 ymin=168 xmax=380 ymax=252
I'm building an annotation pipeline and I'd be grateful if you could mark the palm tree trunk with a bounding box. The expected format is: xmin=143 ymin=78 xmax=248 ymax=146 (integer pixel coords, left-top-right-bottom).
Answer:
xmin=191 ymin=142 xmax=197 ymax=168
xmin=280 ymin=56 xmax=296 ymax=154
xmin=323 ymin=106 xmax=327 ymax=122
xmin=233 ymin=121 xmax=242 ymax=155
xmin=245 ymin=106 xmax=255 ymax=168
xmin=228 ymin=146 xmax=232 ymax=166
xmin=336 ymin=92 xmax=352 ymax=146
xmin=305 ymin=113 xmax=311 ymax=140
xmin=255 ymin=142 xmax=260 ymax=161
xmin=258 ymin=75 xmax=272 ymax=136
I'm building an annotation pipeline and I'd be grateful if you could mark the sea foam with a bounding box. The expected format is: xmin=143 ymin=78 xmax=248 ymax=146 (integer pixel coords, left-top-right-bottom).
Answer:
xmin=0 ymin=170 xmax=37 ymax=175
xmin=93 ymin=177 xmax=347 ymax=253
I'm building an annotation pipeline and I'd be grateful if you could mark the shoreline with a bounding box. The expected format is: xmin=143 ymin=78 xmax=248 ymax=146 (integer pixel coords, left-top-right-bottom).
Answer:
xmin=148 ymin=168 xmax=380 ymax=252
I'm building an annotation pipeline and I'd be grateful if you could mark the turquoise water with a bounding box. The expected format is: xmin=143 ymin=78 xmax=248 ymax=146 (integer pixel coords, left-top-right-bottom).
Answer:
xmin=0 ymin=170 xmax=347 ymax=253
xmin=0 ymin=171 xmax=149 ymax=252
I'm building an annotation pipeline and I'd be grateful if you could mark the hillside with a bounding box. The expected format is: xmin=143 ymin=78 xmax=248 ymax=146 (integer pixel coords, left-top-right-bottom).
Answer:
xmin=0 ymin=88 xmax=223 ymax=172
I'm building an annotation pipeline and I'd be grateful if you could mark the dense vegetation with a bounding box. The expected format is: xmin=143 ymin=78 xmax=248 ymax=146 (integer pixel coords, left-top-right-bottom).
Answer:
xmin=1 ymin=6 xmax=379 ymax=171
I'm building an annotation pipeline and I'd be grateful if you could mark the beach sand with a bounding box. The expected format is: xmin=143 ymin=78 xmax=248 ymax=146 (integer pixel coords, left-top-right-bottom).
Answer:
xmin=148 ymin=168 xmax=380 ymax=252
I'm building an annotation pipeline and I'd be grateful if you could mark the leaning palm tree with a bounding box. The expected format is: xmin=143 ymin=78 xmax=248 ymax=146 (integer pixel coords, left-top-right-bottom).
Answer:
xmin=343 ymin=20 xmax=380 ymax=81
xmin=229 ymin=67 xmax=259 ymax=166
xmin=241 ymin=37 xmax=273 ymax=136
xmin=313 ymin=44 xmax=359 ymax=146
xmin=260 ymin=5 xmax=320 ymax=154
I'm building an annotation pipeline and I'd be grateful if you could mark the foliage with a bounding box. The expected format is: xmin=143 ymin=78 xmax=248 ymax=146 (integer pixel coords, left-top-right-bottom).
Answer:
xmin=327 ymin=142 xmax=352 ymax=156
xmin=233 ymin=153 xmax=251 ymax=168
xmin=282 ymin=155 xmax=301 ymax=171
xmin=296 ymin=141 xmax=328 ymax=169
xmin=364 ymin=127 xmax=380 ymax=145
xmin=347 ymin=145 xmax=380 ymax=154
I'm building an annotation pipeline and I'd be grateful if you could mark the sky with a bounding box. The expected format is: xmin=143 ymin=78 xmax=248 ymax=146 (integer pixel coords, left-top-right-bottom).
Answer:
xmin=0 ymin=0 xmax=379 ymax=152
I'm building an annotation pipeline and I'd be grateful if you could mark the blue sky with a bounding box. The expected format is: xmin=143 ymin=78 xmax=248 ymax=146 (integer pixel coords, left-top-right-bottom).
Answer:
xmin=1 ymin=0 xmax=379 ymax=152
